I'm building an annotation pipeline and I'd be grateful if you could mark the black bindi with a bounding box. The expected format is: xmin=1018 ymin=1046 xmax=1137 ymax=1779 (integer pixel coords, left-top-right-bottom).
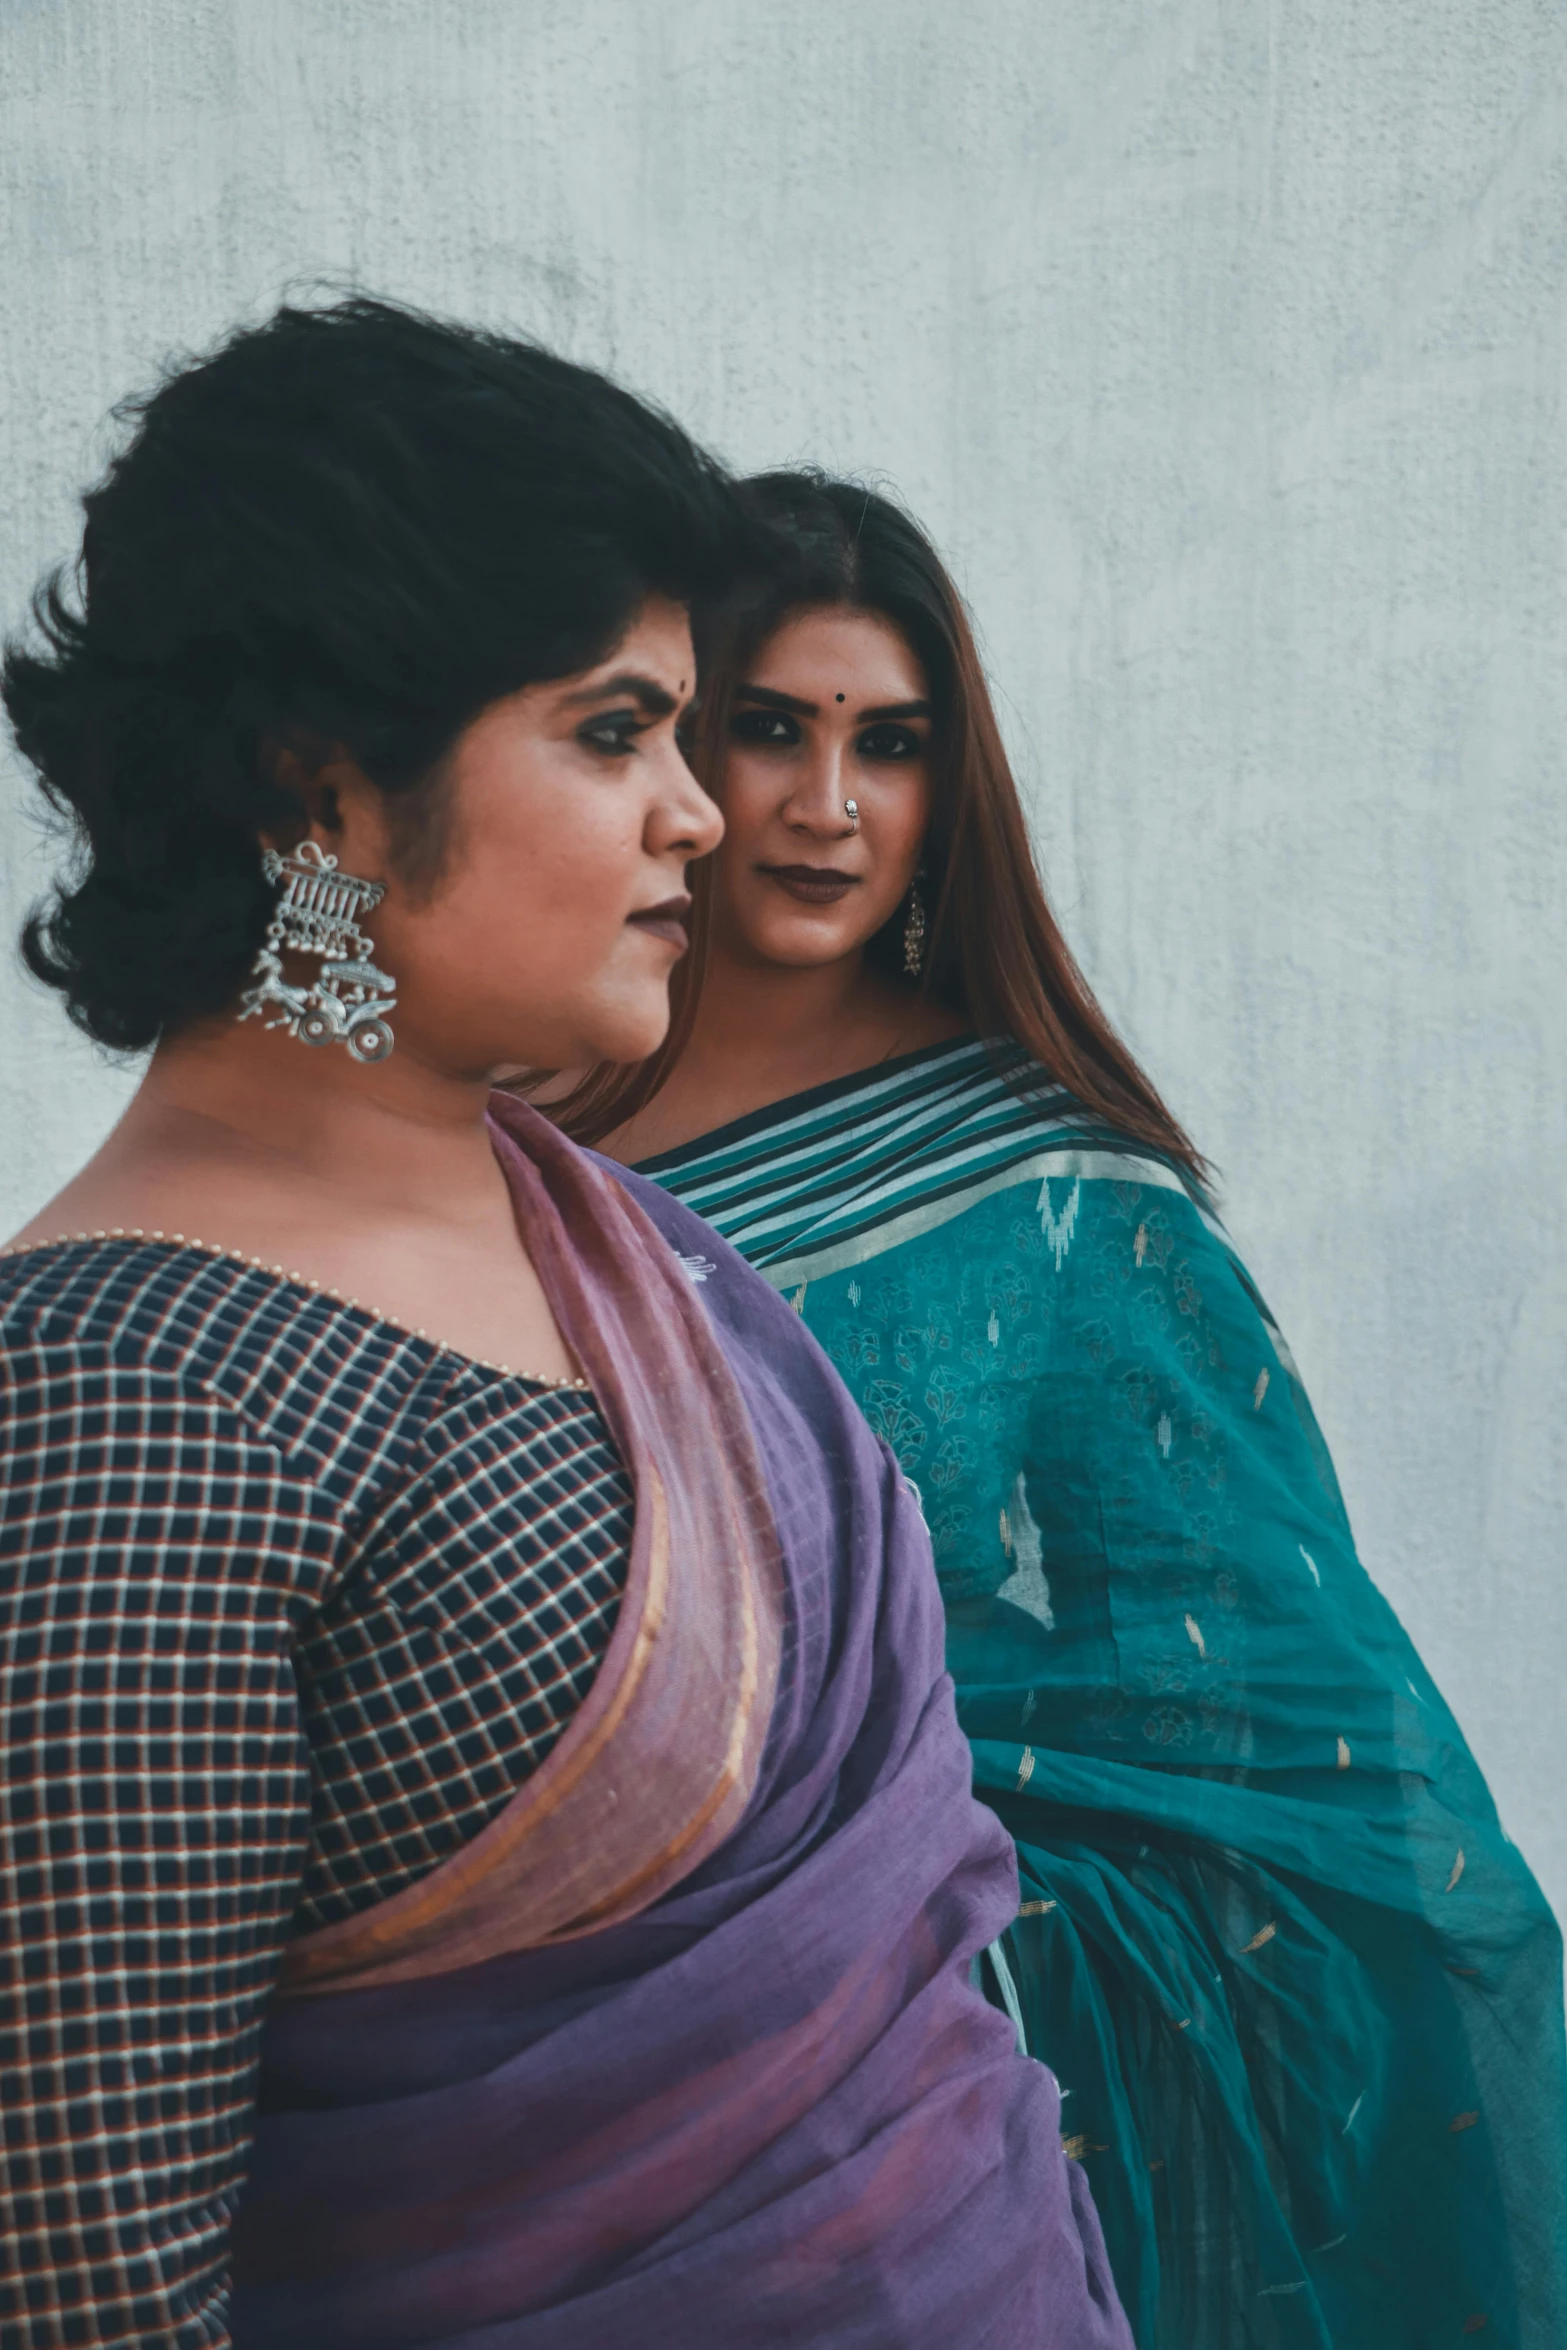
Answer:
xmin=836 ymin=692 xmax=845 ymax=703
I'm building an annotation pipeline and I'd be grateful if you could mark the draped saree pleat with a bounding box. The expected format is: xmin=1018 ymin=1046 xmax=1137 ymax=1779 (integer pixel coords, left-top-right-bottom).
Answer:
xmin=229 ymin=1095 xmax=1133 ymax=2350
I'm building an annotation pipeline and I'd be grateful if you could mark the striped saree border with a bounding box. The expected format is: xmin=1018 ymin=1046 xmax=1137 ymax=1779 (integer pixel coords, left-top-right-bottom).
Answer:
xmin=639 ymin=1037 xmax=1221 ymax=1283
xmin=755 ymin=1145 xmax=1205 ymax=1291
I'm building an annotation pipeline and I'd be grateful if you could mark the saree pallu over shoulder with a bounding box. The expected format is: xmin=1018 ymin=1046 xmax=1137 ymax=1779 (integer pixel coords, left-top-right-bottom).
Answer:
xmin=639 ymin=1039 xmax=1567 ymax=2350
xmin=279 ymin=1099 xmax=782 ymax=1993
xmin=231 ymin=1097 xmax=1133 ymax=2350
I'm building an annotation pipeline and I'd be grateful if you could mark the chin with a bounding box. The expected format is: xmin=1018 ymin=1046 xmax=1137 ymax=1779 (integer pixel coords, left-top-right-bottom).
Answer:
xmin=569 ymin=997 xmax=673 ymax=1069
xmin=472 ymin=979 xmax=672 ymax=1078
xmin=752 ymin=924 xmax=862 ymax=970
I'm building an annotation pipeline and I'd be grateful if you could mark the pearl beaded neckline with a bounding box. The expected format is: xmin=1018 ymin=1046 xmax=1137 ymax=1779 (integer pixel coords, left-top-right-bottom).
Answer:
xmin=0 ymin=1227 xmax=589 ymax=1391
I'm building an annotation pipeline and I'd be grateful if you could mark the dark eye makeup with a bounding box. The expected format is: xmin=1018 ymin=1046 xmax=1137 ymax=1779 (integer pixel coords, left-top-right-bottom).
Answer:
xmin=730 ymin=708 xmax=800 ymax=747
xmin=577 ymin=708 xmax=646 ymax=757
xmin=855 ymin=722 xmax=924 ymax=762
xmin=729 ymin=708 xmax=926 ymax=761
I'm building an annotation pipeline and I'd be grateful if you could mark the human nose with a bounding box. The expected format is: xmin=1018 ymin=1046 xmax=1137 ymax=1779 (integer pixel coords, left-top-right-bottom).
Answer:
xmin=652 ymin=738 xmax=724 ymax=860
xmin=783 ymin=740 xmax=855 ymax=836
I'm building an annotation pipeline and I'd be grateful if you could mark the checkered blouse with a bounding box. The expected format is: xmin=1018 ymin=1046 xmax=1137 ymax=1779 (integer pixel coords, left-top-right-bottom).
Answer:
xmin=0 ymin=1236 xmax=632 ymax=2349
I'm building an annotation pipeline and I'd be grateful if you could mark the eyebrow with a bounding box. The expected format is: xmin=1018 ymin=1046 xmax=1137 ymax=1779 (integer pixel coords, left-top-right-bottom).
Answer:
xmin=734 ymin=683 xmax=932 ymax=723
xmin=860 ymin=699 xmax=932 ymax=722
xmin=734 ymin=683 xmax=818 ymax=716
xmin=561 ymin=670 xmax=682 ymax=717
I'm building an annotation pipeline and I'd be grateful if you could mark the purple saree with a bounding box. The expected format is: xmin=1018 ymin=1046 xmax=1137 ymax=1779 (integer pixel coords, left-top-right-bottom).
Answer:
xmin=228 ymin=1098 xmax=1130 ymax=2349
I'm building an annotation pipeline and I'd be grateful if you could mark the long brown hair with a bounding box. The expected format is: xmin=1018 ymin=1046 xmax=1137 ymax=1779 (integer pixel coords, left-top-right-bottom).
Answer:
xmin=546 ymin=471 xmax=1206 ymax=1183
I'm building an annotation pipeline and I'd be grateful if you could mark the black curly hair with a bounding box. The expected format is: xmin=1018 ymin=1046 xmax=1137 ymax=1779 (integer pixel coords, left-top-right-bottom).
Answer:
xmin=3 ymin=295 xmax=743 ymax=1050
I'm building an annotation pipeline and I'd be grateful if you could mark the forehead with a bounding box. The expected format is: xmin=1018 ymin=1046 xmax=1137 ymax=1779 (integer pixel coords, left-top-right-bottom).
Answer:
xmin=571 ymin=594 xmax=694 ymax=691
xmin=753 ymin=606 xmax=926 ymax=695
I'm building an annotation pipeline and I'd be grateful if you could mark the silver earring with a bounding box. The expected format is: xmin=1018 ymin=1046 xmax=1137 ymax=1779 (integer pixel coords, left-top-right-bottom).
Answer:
xmin=238 ymin=839 xmax=397 ymax=1064
xmin=903 ymin=872 xmax=927 ymax=977
xmin=844 ymin=798 xmax=860 ymax=831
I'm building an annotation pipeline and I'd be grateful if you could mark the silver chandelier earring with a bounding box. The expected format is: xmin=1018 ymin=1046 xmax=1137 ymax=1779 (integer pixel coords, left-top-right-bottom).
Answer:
xmin=237 ymin=839 xmax=397 ymax=1064
xmin=902 ymin=870 xmax=928 ymax=978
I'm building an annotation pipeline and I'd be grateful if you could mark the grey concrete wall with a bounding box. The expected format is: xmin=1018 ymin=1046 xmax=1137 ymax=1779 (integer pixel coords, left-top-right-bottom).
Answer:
xmin=3 ymin=1 xmax=1564 ymax=1916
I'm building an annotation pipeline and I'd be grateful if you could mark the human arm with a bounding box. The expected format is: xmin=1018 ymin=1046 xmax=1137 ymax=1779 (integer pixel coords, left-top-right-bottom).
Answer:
xmin=0 ymin=1335 xmax=334 ymax=2348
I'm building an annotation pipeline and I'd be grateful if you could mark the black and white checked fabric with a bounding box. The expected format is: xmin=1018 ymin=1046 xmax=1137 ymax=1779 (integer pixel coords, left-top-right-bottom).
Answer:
xmin=0 ymin=1237 xmax=630 ymax=2349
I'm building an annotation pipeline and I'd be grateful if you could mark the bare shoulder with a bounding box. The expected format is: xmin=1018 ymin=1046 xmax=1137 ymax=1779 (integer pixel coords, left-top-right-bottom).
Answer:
xmin=4 ymin=1170 xmax=143 ymax=1256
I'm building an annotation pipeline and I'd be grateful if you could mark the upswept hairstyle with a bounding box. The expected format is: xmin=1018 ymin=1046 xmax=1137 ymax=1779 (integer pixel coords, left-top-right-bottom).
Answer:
xmin=553 ymin=470 xmax=1204 ymax=1183
xmin=4 ymin=295 xmax=743 ymax=1050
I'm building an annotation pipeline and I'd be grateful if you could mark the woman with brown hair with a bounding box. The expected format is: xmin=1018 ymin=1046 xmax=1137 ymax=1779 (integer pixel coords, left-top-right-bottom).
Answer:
xmin=558 ymin=471 xmax=1567 ymax=2350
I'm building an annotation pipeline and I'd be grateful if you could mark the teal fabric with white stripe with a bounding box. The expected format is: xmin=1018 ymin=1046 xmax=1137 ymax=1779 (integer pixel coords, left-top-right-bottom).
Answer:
xmin=640 ymin=1038 xmax=1567 ymax=2350
xmin=637 ymin=1034 xmax=1199 ymax=1282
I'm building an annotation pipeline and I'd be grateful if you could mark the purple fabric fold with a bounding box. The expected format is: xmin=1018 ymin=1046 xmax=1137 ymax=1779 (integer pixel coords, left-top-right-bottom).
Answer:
xmin=227 ymin=1116 xmax=1131 ymax=2349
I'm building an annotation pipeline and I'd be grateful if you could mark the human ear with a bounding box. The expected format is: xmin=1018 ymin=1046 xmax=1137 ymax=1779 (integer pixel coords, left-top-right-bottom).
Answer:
xmin=258 ymin=742 xmax=348 ymax=853
xmin=302 ymin=754 xmax=393 ymax=876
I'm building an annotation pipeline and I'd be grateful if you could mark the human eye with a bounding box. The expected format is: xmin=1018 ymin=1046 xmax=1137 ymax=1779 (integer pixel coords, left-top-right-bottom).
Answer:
xmin=856 ymin=722 xmax=924 ymax=762
xmin=577 ymin=708 xmax=645 ymax=759
xmin=730 ymin=707 xmax=800 ymax=747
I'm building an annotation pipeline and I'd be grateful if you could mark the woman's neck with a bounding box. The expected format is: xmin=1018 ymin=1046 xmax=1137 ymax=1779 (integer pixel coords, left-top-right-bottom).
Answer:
xmin=11 ymin=1018 xmax=499 ymax=1246
xmin=601 ymin=939 xmax=969 ymax=1163
xmin=6 ymin=1018 xmax=581 ymax=1382
xmin=4 ymin=1005 xmax=521 ymax=1269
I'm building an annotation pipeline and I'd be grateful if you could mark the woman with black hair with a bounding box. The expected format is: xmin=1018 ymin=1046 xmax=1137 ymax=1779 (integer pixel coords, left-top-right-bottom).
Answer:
xmin=0 ymin=311 xmax=1131 ymax=2349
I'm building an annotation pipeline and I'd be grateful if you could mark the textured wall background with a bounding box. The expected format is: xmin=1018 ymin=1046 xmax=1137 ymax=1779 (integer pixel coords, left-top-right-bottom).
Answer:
xmin=2 ymin=0 xmax=1564 ymax=1917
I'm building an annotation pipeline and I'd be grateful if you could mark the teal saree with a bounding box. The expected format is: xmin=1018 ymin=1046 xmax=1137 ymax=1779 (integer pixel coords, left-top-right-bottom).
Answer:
xmin=638 ymin=1037 xmax=1567 ymax=2350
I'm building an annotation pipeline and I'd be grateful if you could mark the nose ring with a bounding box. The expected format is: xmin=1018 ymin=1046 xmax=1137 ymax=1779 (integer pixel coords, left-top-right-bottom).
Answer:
xmin=844 ymin=798 xmax=859 ymax=831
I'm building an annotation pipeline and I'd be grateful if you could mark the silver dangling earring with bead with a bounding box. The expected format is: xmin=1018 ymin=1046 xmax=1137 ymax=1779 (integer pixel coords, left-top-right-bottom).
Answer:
xmin=903 ymin=870 xmax=928 ymax=978
xmin=237 ymin=839 xmax=398 ymax=1064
